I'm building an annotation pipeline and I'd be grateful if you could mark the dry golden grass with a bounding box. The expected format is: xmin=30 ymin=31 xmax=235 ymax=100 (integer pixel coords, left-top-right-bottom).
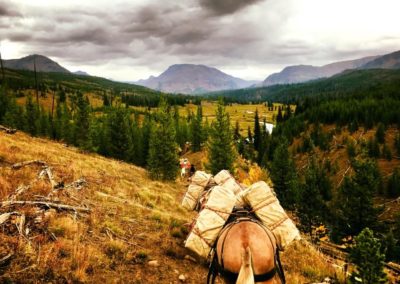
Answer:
xmin=0 ymin=131 xmax=343 ymax=283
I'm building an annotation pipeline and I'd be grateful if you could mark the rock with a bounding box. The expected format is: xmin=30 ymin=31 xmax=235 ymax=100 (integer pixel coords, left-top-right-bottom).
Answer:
xmin=174 ymin=269 xmax=179 ymax=274
xmin=148 ymin=260 xmax=159 ymax=267
xmin=184 ymin=255 xmax=197 ymax=263
xmin=178 ymin=274 xmax=186 ymax=282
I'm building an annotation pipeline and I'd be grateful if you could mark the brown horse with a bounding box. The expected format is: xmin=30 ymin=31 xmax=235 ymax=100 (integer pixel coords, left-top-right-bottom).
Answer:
xmin=209 ymin=220 xmax=284 ymax=284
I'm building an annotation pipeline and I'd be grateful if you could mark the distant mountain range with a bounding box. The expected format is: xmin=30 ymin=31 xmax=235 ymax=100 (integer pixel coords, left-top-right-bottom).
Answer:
xmin=136 ymin=64 xmax=259 ymax=94
xmin=262 ymin=50 xmax=400 ymax=86
xmin=262 ymin=56 xmax=378 ymax=86
xmin=3 ymin=54 xmax=70 ymax=73
xmin=3 ymin=50 xmax=399 ymax=95
xmin=361 ymin=50 xmax=400 ymax=69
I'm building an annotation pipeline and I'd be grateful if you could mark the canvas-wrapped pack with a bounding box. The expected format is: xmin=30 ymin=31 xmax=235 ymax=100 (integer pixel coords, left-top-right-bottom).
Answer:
xmin=241 ymin=181 xmax=300 ymax=250
xmin=181 ymin=171 xmax=212 ymax=210
xmin=184 ymin=185 xmax=236 ymax=258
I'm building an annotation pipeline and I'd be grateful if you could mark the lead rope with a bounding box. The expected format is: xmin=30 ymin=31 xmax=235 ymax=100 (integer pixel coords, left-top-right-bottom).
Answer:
xmin=275 ymin=249 xmax=286 ymax=284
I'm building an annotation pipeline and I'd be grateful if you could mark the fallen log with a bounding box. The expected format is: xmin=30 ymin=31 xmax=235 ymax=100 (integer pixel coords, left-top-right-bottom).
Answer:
xmin=0 ymin=125 xmax=16 ymax=134
xmin=11 ymin=160 xmax=47 ymax=170
xmin=0 ymin=200 xmax=90 ymax=213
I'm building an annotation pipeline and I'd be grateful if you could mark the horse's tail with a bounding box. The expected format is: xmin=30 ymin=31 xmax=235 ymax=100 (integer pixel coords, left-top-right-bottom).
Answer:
xmin=236 ymin=246 xmax=254 ymax=284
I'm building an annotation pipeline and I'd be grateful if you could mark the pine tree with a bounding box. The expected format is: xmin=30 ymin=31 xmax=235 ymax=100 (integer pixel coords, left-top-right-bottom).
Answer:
xmin=0 ymin=86 xmax=10 ymax=123
xmin=207 ymin=99 xmax=236 ymax=175
xmin=298 ymin=158 xmax=328 ymax=237
xmin=367 ymin=137 xmax=380 ymax=158
xmin=349 ymin=228 xmax=388 ymax=284
xmin=386 ymin=168 xmax=400 ymax=198
xmin=253 ymin=109 xmax=261 ymax=151
xmin=276 ymin=107 xmax=283 ymax=123
xmin=270 ymin=139 xmax=299 ymax=208
xmin=375 ymin=123 xmax=385 ymax=144
xmin=106 ymin=108 xmax=131 ymax=160
xmin=234 ymin=120 xmax=240 ymax=141
xmin=190 ymin=105 xmax=203 ymax=152
xmin=331 ymin=160 xmax=380 ymax=241
xmin=147 ymin=98 xmax=179 ymax=180
xmin=74 ymin=93 xmax=91 ymax=148
xmin=395 ymin=132 xmax=400 ymax=156
xmin=141 ymin=114 xmax=152 ymax=167
xmin=25 ymin=96 xmax=38 ymax=136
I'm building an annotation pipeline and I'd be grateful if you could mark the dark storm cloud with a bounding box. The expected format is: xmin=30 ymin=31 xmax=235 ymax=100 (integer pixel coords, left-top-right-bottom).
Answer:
xmin=3 ymin=0 xmax=398 ymax=81
xmin=0 ymin=1 xmax=21 ymax=17
xmin=199 ymin=0 xmax=263 ymax=15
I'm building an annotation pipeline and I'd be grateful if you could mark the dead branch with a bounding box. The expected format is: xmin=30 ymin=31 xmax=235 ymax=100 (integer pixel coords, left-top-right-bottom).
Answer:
xmin=0 ymin=213 xmax=12 ymax=225
xmin=0 ymin=253 xmax=13 ymax=266
xmin=38 ymin=167 xmax=58 ymax=189
xmin=0 ymin=125 xmax=16 ymax=134
xmin=8 ymin=185 xmax=30 ymax=201
xmin=64 ymin=178 xmax=86 ymax=190
xmin=104 ymin=227 xmax=143 ymax=248
xmin=338 ymin=164 xmax=351 ymax=187
xmin=0 ymin=212 xmax=20 ymax=225
xmin=1 ymin=200 xmax=90 ymax=213
xmin=11 ymin=160 xmax=47 ymax=170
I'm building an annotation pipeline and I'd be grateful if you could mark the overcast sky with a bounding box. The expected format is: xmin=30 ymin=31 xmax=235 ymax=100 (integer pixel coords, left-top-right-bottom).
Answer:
xmin=1 ymin=0 xmax=399 ymax=81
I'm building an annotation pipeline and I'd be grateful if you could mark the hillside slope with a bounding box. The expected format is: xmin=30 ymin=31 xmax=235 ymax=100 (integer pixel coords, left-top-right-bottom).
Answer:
xmin=137 ymin=64 xmax=257 ymax=94
xmin=0 ymin=131 xmax=343 ymax=283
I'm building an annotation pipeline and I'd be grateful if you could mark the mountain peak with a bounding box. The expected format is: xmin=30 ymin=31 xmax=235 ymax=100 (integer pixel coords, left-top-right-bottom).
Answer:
xmin=137 ymin=64 xmax=257 ymax=94
xmin=3 ymin=54 xmax=70 ymax=73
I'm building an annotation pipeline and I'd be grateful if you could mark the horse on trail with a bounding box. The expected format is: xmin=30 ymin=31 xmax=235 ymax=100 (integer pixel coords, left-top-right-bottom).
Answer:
xmin=208 ymin=218 xmax=285 ymax=284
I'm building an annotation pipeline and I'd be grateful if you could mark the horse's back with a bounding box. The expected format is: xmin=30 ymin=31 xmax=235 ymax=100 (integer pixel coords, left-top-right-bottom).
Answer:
xmin=217 ymin=221 xmax=276 ymax=279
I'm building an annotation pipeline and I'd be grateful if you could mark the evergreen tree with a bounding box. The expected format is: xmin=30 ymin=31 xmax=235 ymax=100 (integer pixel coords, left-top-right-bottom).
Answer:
xmin=375 ymin=123 xmax=385 ymax=144
xmin=386 ymin=168 xmax=400 ymax=198
xmin=247 ymin=126 xmax=252 ymax=142
xmin=106 ymin=108 xmax=131 ymax=160
xmin=141 ymin=114 xmax=152 ymax=167
xmin=37 ymin=107 xmax=50 ymax=137
xmin=207 ymin=99 xmax=236 ymax=175
xmin=331 ymin=160 xmax=380 ymax=241
xmin=190 ymin=105 xmax=203 ymax=152
xmin=270 ymin=139 xmax=299 ymax=208
xmin=74 ymin=93 xmax=91 ymax=148
xmin=298 ymin=158 xmax=328 ymax=237
xmin=382 ymin=143 xmax=392 ymax=161
xmin=25 ymin=96 xmax=38 ymax=136
xmin=349 ymin=228 xmax=388 ymax=284
xmin=129 ymin=115 xmax=145 ymax=166
xmin=147 ymin=98 xmax=179 ymax=180
xmin=276 ymin=107 xmax=283 ymax=123
xmin=395 ymin=132 xmax=400 ymax=156
xmin=234 ymin=120 xmax=240 ymax=141
xmin=253 ymin=109 xmax=261 ymax=151
xmin=0 ymin=86 xmax=10 ymax=122
xmin=367 ymin=137 xmax=380 ymax=158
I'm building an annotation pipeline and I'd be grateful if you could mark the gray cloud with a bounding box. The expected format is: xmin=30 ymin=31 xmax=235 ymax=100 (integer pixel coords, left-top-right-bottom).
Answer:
xmin=1 ymin=0 xmax=399 ymax=81
xmin=0 ymin=2 xmax=21 ymax=17
xmin=199 ymin=0 xmax=263 ymax=15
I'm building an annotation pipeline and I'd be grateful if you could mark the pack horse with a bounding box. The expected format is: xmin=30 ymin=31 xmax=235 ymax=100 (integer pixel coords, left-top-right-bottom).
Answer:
xmin=207 ymin=210 xmax=285 ymax=284
xmin=182 ymin=170 xmax=300 ymax=284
